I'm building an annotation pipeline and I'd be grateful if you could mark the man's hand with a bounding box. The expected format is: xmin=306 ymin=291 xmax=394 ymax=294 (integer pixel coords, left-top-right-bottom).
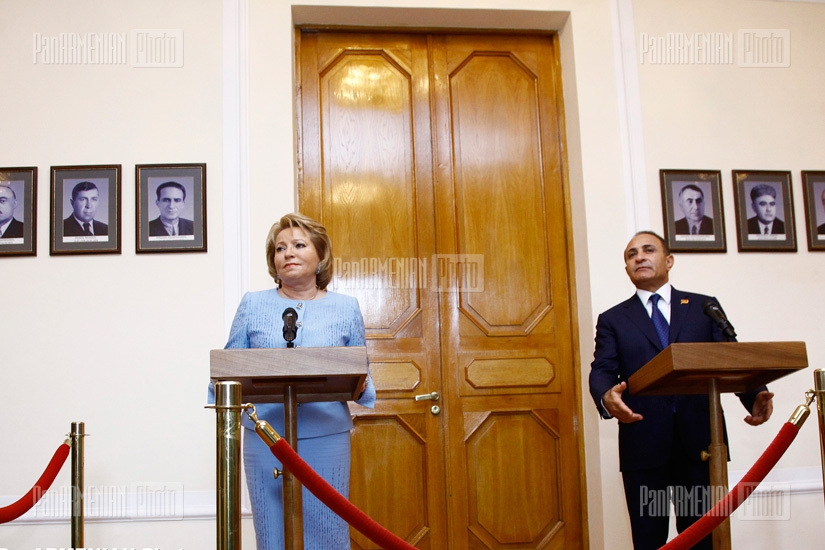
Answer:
xmin=744 ymin=390 xmax=774 ymax=426
xmin=603 ymin=382 xmax=643 ymax=423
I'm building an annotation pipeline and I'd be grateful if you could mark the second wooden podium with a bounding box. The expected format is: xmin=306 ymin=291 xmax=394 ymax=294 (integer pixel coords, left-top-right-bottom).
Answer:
xmin=628 ymin=341 xmax=807 ymax=550
xmin=211 ymin=346 xmax=369 ymax=550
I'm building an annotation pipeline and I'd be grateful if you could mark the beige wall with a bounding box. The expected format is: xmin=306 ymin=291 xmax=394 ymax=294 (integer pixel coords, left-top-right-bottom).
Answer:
xmin=1 ymin=1 xmax=822 ymax=548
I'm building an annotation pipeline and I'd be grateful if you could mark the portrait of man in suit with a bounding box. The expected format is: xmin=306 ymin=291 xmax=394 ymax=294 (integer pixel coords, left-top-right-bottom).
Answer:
xmin=589 ymin=231 xmax=774 ymax=550
xmin=0 ymin=183 xmax=24 ymax=239
xmin=673 ymin=183 xmax=714 ymax=236
xmin=63 ymin=181 xmax=109 ymax=237
xmin=747 ymin=183 xmax=785 ymax=235
xmin=148 ymin=181 xmax=194 ymax=237
xmin=817 ymin=187 xmax=825 ymax=235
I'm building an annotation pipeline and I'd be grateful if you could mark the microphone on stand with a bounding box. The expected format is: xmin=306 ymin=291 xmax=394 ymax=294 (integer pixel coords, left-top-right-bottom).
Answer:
xmin=282 ymin=307 xmax=298 ymax=348
xmin=702 ymin=300 xmax=737 ymax=340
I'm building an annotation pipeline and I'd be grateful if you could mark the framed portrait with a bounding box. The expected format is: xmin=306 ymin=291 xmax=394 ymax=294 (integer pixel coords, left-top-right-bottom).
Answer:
xmin=135 ymin=163 xmax=207 ymax=253
xmin=732 ymin=170 xmax=796 ymax=252
xmin=660 ymin=169 xmax=726 ymax=252
xmin=50 ymin=165 xmax=121 ymax=255
xmin=0 ymin=167 xmax=37 ymax=257
xmin=801 ymin=171 xmax=825 ymax=251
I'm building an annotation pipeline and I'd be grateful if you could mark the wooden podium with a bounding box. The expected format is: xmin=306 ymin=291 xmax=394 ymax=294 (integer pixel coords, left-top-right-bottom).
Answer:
xmin=628 ymin=341 xmax=808 ymax=550
xmin=210 ymin=346 xmax=369 ymax=550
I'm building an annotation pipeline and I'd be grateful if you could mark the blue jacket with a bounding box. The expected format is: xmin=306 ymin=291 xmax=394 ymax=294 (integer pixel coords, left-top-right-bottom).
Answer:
xmin=210 ymin=288 xmax=375 ymax=438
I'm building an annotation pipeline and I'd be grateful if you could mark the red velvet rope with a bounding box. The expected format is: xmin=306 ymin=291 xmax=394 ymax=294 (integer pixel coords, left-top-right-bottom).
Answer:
xmin=0 ymin=442 xmax=71 ymax=524
xmin=269 ymin=438 xmax=418 ymax=550
xmin=660 ymin=421 xmax=799 ymax=550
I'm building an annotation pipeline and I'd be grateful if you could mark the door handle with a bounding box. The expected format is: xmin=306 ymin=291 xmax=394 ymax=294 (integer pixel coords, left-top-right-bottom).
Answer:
xmin=414 ymin=391 xmax=440 ymax=402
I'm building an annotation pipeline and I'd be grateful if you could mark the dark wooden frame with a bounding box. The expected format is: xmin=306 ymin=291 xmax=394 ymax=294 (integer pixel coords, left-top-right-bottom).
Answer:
xmin=660 ymin=169 xmax=726 ymax=252
xmin=50 ymin=164 xmax=121 ymax=255
xmin=732 ymin=170 xmax=796 ymax=252
xmin=135 ymin=163 xmax=207 ymax=253
xmin=801 ymin=171 xmax=825 ymax=251
xmin=0 ymin=167 xmax=37 ymax=257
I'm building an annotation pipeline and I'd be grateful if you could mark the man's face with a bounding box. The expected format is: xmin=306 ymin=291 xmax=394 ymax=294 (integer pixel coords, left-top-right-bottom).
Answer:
xmin=624 ymin=233 xmax=674 ymax=292
xmin=678 ymin=188 xmax=705 ymax=224
xmin=752 ymin=193 xmax=776 ymax=224
xmin=156 ymin=186 xmax=185 ymax=223
xmin=0 ymin=186 xmax=17 ymax=225
xmin=71 ymin=189 xmax=100 ymax=223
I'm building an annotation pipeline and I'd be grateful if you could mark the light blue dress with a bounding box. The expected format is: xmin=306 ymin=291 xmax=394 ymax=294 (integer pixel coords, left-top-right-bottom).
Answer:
xmin=213 ymin=288 xmax=376 ymax=550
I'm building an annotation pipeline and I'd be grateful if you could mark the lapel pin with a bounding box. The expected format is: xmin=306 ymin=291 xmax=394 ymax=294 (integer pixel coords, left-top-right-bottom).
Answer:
xmin=681 ymin=299 xmax=689 ymax=304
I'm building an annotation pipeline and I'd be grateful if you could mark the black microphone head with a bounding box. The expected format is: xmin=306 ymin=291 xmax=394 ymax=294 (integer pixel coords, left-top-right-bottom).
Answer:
xmin=282 ymin=307 xmax=298 ymax=344
xmin=702 ymin=300 xmax=726 ymax=319
xmin=702 ymin=300 xmax=736 ymax=339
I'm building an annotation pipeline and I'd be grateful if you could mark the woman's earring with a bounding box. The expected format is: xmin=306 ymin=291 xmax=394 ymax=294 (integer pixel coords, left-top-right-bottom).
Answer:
xmin=315 ymin=265 xmax=321 ymax=274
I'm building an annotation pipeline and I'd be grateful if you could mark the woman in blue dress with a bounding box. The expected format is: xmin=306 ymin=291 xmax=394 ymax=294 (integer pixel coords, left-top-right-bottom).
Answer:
xmin=222 ymin=212 xmax=375 ymax=549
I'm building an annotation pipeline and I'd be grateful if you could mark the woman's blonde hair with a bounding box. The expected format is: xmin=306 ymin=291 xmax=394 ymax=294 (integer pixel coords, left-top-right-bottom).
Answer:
xmin=265 ymin=213 xmax=333 ymax=289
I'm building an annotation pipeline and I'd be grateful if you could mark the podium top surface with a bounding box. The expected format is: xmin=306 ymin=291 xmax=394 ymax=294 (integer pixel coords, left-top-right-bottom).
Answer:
xmin=628 ymin=341 xmax=808 ymax=396
xmin=210 ymin=346 xmax=368 ymax=403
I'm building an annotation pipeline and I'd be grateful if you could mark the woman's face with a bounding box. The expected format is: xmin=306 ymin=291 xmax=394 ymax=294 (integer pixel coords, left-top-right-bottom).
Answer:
xmin=272 ymin=226 xmax=320 ymax=287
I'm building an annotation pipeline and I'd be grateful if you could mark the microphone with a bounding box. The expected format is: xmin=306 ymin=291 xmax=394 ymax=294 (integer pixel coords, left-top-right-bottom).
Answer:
xmin=282 ymin=307 xmax=298 ymax=347
xmin=702 ymin=300 xmax=736 ymax=340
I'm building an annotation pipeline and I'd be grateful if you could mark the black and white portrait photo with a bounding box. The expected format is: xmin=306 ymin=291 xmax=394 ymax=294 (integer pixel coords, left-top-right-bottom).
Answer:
xmin=136 ymin=163 xmax=207 ymax=253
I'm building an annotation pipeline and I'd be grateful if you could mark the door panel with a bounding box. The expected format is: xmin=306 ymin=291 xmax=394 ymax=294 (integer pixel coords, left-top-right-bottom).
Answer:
xmin=432 ymin=34 xmax=582 ymax=549
xmin=299 ymin=31 xmax=447 ymax=550
xmin=298 ymin=30 xmax=584 ymax=550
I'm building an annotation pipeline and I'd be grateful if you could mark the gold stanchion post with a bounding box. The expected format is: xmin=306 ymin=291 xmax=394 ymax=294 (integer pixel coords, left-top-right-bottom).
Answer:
xmin=815 ymin=369 xmax=825 ymax=511
xmin=70 ymin=421 xmax=84 ymax=548
xmin=216 ymin=381 xmax=242 ymax=550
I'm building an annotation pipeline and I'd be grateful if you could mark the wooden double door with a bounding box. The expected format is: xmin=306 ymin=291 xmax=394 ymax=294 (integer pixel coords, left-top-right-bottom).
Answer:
xmin=298 ymin=29 xmax=584 ymax=549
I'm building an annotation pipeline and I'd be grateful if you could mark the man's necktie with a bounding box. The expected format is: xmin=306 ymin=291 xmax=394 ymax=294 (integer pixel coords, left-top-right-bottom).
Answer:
xmin=764 ymin=225 xmax=769 ymax=234
xmin=83 ymin=222 xmax=92 ymax=236
xmin=691 ymin=225 xmax=697 ymax=235
xmin=649 ymin=294 xmax=670 ymax=348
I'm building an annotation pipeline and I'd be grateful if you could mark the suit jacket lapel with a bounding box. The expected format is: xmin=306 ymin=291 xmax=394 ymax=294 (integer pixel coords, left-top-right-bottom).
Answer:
xmin=669 ymin=287 xmax=690 ymax=342
xmin=620 ymin=294 xmax=664 ymax=350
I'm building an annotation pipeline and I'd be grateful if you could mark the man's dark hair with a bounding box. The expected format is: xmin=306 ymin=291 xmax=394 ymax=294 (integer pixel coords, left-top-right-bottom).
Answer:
xmin=678 ymin=183 xmax=704 ymax=198
xmin=750 ymin=184 xmax=777 ymax=202
xmin=71 ymin=181 xmax=98 ymax=201
xmin=155 ymin=181 xmax=186 ymax=201
xmin=632 ymin=230 xmax=670 ymax=255
xmin=0 ymin=183 xmax=16 ymax=200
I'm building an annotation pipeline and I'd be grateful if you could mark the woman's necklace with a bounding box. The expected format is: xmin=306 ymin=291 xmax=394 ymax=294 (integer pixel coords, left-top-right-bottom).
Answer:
xmin=279 ymin=285 xmax=321 ymax=301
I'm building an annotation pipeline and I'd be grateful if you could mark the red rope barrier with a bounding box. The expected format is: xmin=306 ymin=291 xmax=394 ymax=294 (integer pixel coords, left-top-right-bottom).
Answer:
xmin=660 ymin=422 xmax=799 ymax=550
xmin=0 ymin=442 xmax=71 ymax=524
xmin=269 ymin=438 xmax=418 ymax=550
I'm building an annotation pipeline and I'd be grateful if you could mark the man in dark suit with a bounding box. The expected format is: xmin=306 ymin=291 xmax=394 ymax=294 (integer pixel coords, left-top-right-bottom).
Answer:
xmin=0 ymin=183 xmax=24 ymax=238
xmin=746 ymin=184 xmax=785 ymax=235
xmin=674 ymin=184 xmax=714 ymax=235
xmin=148 ymin=181 xmax=194 ymax=237
xmin=589 ymin=231 xmax=774 ymax=550
xmin=63 ymin=181 xmax=108 ymax=237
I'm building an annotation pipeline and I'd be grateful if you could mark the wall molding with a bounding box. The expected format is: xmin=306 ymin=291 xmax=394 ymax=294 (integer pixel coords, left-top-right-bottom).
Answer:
xmin=610 ymin=0 xmax=650 ymax=234
xmin=1 ymin=490 xmax=251 ymax=525
xmin=2 ymin=467 xmax=819 ymax=524
xmin=222 ymin=0 xmax=251 ymax=334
